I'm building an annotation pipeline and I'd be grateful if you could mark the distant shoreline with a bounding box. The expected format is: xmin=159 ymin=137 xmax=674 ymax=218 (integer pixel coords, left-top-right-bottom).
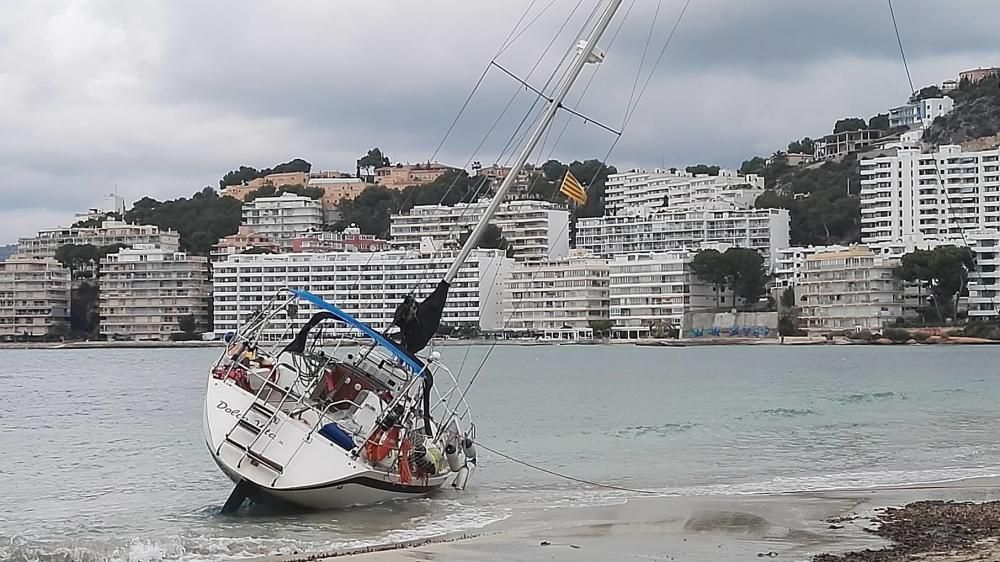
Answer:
xmin=1 ymin=335 xmax=997 ymax=350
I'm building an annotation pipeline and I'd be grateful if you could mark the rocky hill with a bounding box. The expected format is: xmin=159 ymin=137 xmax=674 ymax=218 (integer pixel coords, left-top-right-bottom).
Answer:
xmin=924 ymin=73 xmax=1000 ymax=147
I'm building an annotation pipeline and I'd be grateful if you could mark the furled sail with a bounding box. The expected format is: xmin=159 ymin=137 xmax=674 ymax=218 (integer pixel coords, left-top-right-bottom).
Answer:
xmin=393 ymin=280 xmax=450 ymax=354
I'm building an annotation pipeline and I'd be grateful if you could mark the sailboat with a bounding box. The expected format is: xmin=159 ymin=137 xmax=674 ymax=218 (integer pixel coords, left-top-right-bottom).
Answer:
xmin=203 ymin=0 xmax=624 ymax=511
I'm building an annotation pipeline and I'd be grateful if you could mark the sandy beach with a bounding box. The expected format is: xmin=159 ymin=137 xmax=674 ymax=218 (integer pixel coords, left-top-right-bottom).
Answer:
xmin=254 ymin=477 xmax=1000 ymax=562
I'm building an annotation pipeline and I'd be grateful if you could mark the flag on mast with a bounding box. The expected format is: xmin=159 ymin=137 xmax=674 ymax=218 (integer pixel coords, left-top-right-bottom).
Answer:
xmin=559 ymin=170 xmax=587 ymax=205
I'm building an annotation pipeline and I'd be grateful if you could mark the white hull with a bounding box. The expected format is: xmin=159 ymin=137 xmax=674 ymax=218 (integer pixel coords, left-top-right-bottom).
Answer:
xmin=204 ymin=378 xmax=450 ymax=510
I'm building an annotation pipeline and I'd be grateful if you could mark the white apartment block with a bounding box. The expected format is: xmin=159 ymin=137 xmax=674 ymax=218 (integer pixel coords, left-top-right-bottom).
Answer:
xmin=860 ymin=145 xmax=1000 ymax=244
xmin=576 ymin=206 xmax=790 ymax=268
xmin=773 ymin=245 xmax=850 ymax=291
xmin=967 ymin=230 xmax=1000 ymax=319
xmin=241 ymin=192 xmax=324 ymax=249
xmin=798 ymin=246 xmax=904 ymax=334
xmin=888 ymin=96 xmax=954 ymax=129
xmin=0 ymin=257 xmax=71 ymax=340
xmin=390 ymin=200 xmax=569 ymax=261
xmin=608 ymin=252 xmax=721 ymax=340
xmin=99 ymin=246 xmax=211 ymax=341
xmin=502 ymin=250 xmax=609 ymax=340
xmin=212 ymin=249 xmax=513 ymax=340
xmin=16 ymin=220 xmax=180 ymax=259
xmin=604 ymin=168 xmax=763 ymax=216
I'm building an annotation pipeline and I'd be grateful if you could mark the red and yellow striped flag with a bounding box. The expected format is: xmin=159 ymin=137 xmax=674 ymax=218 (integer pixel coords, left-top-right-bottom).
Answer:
xmin=560 ymin=170 xmax=587 ymax=205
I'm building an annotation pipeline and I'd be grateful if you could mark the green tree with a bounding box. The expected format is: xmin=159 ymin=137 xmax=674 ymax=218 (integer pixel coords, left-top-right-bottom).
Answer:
xmin=723 ymin=247 xmax=768 ymax=307
xmin=685 ymin=164 xmax=720 ymax=176
xmin=833 ymin=117 xmax=868 ymax=133
xmin=868 ymin=113 xmax=890 ymax=130
xmin=779 ymin=286 xmax=796 ymax=310
xmin=70 ymin=281 xmax=101 ymax=337
xmin=219 ymin=159 xmax=311 ymax=188
xmin=894 ymin=246 xmax=975 ymax=323
xmin=46 ymin=321 xmax=70 ymax=341
xmin=786 ymin=137 xmax=816 ymax=155
xmin=357 ymin=148 xmax=391 ymax=179
xmin=335 ymin=184 xmax=398 ymax=237
xmin=588 ymin=319 xmax=612 ymax=337
xmin=125 ymin=187 xmax=242 ymax=255
xmin=458 ymin=224 xmax=513 ymax=256
xmin=912 ymin=85 xmax=944 ymax=101
xmin=244 ymin=183 xmax=324 ymax=202
xmin=178 ymin=314 xmax=197 ymax=335
xmin=739 ymin=156 xmax=767 ymax=176
xmin=690 ymin=249 xmax=729 ymax=307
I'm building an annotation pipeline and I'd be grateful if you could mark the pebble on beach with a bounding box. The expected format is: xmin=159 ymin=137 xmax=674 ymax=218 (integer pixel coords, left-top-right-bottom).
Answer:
xmin=814 ymin=500 xmax=1000 ymax=562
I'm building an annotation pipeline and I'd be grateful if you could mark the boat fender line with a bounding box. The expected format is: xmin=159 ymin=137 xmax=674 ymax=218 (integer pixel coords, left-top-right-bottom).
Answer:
xmin=445 ymin=443 xmax=463 ymax=472
xmin=472 ymin=440 xmax=660 ymax=496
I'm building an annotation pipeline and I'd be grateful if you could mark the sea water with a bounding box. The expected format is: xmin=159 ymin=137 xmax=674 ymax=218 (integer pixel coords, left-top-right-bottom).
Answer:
xmin=2 ymin=345 xmax=999 ymax=560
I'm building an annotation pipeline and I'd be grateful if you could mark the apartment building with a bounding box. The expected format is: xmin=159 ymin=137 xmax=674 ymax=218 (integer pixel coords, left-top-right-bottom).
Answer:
xmin=374 ymin=162 xmax=458 ymax=189
xmin=0 ymin=257 xmax=71 ymax=340
xmin=390 ymin=199 xmax=570 ymax=261
xmin=604 ymin=168 xmax=763 ymax=216
xmin=16 ymin=220 xmax=180 ymax=259
xmin=773 ymin=245 xmax=851 ymax=290
xmin=966 ymin=230 xmax=1000 ymax=319
xmin=888 ymin=96 xmax=954 ymax=129
xmin=502 ymin=250 xmax=609 ymax=340
xmin=959 ymin=67 xmax=1000 ymax=84
xmin=212 ymin=249 xmax=513 ymax=340
xmin=797 ymin=246 xmax=904 ymax=334
xmin=576 ymin=206 xmax=790 ymax=267
xmin=211 ymin=226 xmax=280 ymax=262
xmin=608 ymin=252 xmax=720 ymax=340
xmin=290 ymin=226 xmax=389 ymax=253
xmin=99 ymin=246 xmax=211 ymax=341
xmin=859 ymin=145 xmax=1000 ymax=244
xmin=814 ymin=129 xmax=883 ymax=160
xmin=241 ymin=192 xmax=324 ymax=249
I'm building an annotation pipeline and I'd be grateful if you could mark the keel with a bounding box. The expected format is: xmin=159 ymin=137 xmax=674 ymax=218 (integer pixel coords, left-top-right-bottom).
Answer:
xmin=221 ymin=479 xmax=255 ymax=514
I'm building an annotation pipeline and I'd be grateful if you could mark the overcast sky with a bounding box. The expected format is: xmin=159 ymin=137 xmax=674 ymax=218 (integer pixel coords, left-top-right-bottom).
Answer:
xmin=2 ymin=0 xmax=999 ymax=243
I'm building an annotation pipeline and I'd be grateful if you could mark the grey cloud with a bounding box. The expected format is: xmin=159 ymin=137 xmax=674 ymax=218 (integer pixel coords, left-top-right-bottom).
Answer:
xmin=2 ymin=0 xmax=999 ymax=244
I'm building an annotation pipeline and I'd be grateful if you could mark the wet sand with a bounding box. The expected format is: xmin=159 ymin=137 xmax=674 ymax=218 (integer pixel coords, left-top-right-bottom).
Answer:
xmin=260 ymin=477 xmax=1000 ymax=562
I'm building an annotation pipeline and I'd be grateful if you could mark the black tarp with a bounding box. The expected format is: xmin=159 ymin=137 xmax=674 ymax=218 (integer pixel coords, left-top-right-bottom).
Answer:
xmin=393 ymin=280 xmax=450 ymax=354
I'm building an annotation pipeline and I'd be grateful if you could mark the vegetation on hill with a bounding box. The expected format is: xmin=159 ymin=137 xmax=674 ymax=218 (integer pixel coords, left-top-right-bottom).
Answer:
xmin=71 ymin=213 xmax=121 ymax=228
xmin=357 ymin=147 xmax=391 ymax=180
xmin=924 ymin=73 xmax=1000 ymax=145
xmin=336 ymin=159 xmax=615 ymax=238
xmin=690 ymin=248 xmax=769 ymax=308
xmin=0 ymin=244 xmax=15 ymax=262
xmin=125 ymin=187 xmax=242 ymax=255
xmin=894 ymin=246 xmax=975 ymax=323
xmin=244 ymin=183 xmax=324 ymax=202
xmin=219 ymin=158 xmax=312 ymax=188
xmin=747 ymin=153 xmax=861 ymax=246
xmin=685 ymin=164 xmax=720 ymax=176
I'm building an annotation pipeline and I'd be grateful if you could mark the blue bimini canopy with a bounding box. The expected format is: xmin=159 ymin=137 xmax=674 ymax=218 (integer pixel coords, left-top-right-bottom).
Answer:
xmin=289 ymin=289 xmax=424 ymax=375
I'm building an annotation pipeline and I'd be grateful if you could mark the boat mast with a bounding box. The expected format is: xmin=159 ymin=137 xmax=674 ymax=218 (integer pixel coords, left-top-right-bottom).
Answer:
xmin=443 ymin=0 xmax=623 ymax=284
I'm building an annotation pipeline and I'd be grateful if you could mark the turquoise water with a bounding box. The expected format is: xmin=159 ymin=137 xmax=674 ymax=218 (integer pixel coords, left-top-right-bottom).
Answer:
xmin=1 ymin=345 xmax=999 ymax=560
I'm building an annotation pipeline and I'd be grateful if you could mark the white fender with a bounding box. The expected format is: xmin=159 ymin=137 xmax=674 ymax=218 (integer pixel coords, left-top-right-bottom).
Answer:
xmin=452 ymin=465 xmax=470 ymax=490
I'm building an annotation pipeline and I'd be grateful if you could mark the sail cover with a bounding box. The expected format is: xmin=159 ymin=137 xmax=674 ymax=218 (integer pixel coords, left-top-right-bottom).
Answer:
xmin=393 ymin=280 xmax=450 ymax=354
xmin=289 ymin=289 xmax=424 ymax=374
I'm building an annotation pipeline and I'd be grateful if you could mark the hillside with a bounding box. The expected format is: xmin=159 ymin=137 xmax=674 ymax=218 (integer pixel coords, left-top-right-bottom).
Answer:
xmin=924 ymin=73 xmax=1000 ymax=146
xmin=0 ymin=244 xmax=15 ymax=261
xmin=750 ymin=154 xmax=861 ymax=246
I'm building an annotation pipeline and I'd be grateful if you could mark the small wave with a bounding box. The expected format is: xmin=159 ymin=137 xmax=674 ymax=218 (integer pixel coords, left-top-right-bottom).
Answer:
xmin=614 ymin=423 xmax=700 ymax=437
xmin=753 ymin=408 xmax=816 ymax=418
xmin=0 ymin=503 xmax=509 ymax=562
xmin=831 ymin=391 xmax=902 ymax=404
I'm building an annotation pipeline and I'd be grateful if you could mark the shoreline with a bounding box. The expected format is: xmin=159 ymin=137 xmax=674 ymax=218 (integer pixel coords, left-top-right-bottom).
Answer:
xmin=255 ymin=476 xmax=1000 ymax=562
xmin=3 ymin=336 xmax=1000 ymax=350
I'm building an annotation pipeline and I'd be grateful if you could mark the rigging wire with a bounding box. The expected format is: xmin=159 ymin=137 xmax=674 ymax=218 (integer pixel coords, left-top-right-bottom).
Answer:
xmin=454 ymin=0 xmax=692 ymax=397
xmin=882 ymin=0 xmax=997 ymax=315
xmin=887 ymin=0 xmax=915 ymax=96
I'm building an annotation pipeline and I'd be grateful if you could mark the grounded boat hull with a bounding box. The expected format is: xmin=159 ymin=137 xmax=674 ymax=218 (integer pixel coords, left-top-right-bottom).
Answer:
xmin=205 ymin=378 xmax=450 ymax=510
